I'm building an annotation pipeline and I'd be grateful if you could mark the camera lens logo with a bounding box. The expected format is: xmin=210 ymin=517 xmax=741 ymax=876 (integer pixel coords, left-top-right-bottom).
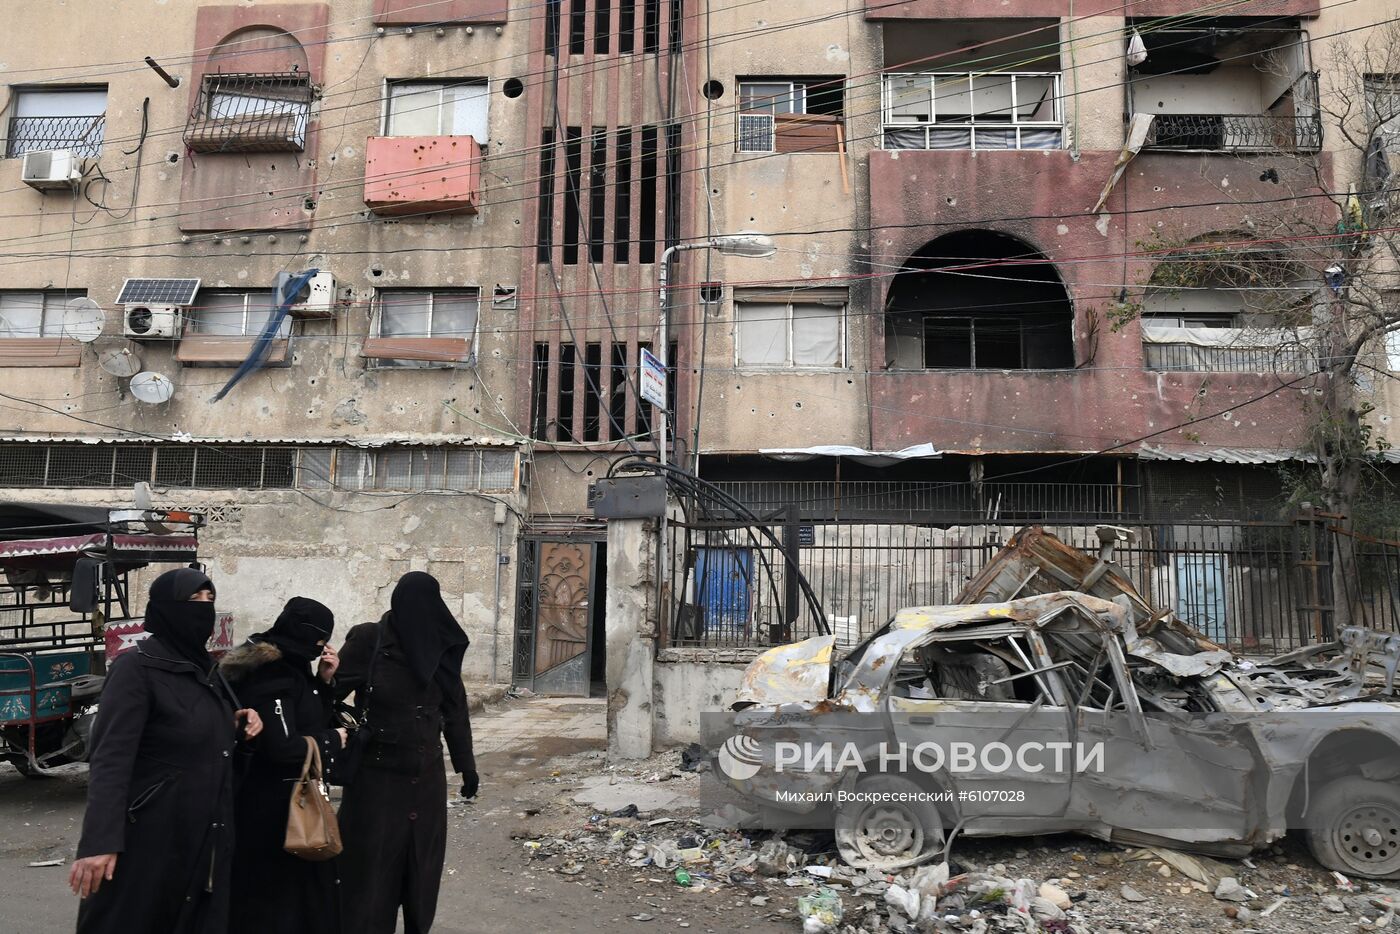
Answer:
xmin=717 ymin=735 xmax=763 ymax=781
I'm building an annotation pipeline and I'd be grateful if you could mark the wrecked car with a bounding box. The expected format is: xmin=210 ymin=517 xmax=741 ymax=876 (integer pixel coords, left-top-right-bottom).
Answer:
xmin=718 ymin=526 xmax=1400 ymax=879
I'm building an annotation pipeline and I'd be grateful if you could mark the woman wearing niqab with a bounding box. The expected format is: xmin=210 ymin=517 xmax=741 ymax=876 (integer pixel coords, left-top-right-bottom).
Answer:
xmin=221 ymin=596 xmax=345 ymax=934
xmin=71 ymin=568 xmax=261 ymax=934
xmin=334 ymin=572 xmax=478 ymax=934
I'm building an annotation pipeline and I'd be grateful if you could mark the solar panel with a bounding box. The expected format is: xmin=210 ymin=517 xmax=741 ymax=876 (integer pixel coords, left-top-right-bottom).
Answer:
xmin=117 ymin=278 xmax=201 ymax=306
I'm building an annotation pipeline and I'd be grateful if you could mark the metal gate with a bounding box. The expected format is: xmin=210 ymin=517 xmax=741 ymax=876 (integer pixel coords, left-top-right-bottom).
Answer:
xmin=512 ymin=537 xmax=596 ymax=696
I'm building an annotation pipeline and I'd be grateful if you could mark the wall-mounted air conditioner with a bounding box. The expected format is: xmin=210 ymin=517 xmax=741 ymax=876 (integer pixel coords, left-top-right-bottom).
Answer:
xmin=123 ymin=305 xmax=182 ymax=339
xmin=21 ymin=150 xmax=81 ymax=191
xmin=289 ymin=272 xmax=337 ymax=318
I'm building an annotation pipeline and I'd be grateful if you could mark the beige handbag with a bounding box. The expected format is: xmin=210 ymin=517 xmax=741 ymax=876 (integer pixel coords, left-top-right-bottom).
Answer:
xmin=284 ymin=737 xmax=343 ymax=861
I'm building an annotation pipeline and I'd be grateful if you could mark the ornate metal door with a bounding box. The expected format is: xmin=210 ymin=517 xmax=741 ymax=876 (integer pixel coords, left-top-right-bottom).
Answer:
xmin=512 ymin=538 xmax=596 ymax=695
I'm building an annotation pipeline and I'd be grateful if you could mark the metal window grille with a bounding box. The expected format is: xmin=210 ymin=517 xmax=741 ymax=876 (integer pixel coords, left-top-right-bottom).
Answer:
xmin=881 ymin=72 xmax=1063 ymax=151
xmin=0 ymin=443 xmax=516 ymax=493
xmin=6 ymin=114 xmax=106 ymax=159
xmin=184 ymin=73 xmax=312 ymax=154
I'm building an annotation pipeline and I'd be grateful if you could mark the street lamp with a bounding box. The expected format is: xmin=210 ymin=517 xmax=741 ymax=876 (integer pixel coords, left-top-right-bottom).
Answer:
xmin=654 ymin=233 xmax=775 ymax=624
xmin=656 ymin=233 xmax=776 ymax=474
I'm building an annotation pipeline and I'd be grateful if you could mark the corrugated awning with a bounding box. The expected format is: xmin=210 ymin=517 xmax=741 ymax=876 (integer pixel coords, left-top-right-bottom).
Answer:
xmin=0 ymin=434 xmax=519 ymax=448
xmin=1137 ymin=445 xmax=1313 ymax=464
xmin=759 ymin=443 xmax=942 ymax=466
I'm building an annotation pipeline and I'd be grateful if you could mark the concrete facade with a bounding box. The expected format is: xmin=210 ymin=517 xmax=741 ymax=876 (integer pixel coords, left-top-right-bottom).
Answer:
xmin=0 ymin=0 xmax=1394 ymax=705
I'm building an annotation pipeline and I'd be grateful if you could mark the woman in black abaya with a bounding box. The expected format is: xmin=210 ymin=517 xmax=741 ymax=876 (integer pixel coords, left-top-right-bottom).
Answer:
xmin=222 ymin=596 xmax=345 ymax=934
xmin=71 ymin=568 xmax=262 ymax=934
xmin=335 ymin=571 xmax=478 ymax=934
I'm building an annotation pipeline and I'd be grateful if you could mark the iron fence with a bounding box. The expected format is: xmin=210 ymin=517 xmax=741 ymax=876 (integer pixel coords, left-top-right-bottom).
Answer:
xmin=1143 ymin=342 xmax=1316 ymax=374
xmin=667 ymin=518 xmax=1336 ymax=654
xmin=1143 ymin=113 xmax=1323 ymax=153
xmin=709 ymin=480 xmax=1135 ymax=522
xmin=6 ymin=115 xmax=105 ymax=159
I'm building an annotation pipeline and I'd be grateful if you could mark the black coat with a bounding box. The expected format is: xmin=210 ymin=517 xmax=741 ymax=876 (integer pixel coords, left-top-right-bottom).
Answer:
xmin=333 ymin=619 xmax=475 ymax=934
xmin=75 ymin=635 xmax=239 ymax=934
xmin=220 ymin=640 xmax=341 ymax=934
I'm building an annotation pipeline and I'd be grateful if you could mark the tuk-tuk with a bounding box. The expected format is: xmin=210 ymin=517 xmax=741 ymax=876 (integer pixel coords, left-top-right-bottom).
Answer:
xmin=0 ymin=501 xmax=230 ymax=776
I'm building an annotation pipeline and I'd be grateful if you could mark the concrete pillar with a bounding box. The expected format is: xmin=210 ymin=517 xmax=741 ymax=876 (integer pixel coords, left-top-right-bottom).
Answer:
xmin=605 ymin=516 xmax=657 ymax=760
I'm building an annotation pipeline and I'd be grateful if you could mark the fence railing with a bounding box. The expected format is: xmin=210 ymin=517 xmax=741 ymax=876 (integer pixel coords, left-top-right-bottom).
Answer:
xmin=709 ymin=480 xmax=1135 ymax=522
xmin=1143 ymin=112 xmax=1323 ymax=153
xmin=1143 ymin=342 xmax=1317 ymax=374
xmin=667 ymin=517 xmax=1340 ymax=654
xmin=6 ymin=115 xmax=106 ymax=159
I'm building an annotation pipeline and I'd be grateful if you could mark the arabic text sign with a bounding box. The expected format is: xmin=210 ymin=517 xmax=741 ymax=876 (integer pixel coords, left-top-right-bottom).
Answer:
xmin=640 ymin=348 xmax=667 ymax=409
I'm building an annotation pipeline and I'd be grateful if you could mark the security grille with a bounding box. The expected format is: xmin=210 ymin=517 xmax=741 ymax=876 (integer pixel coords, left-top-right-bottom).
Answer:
xmin=0 ymin=443 xmax=517 ymax=493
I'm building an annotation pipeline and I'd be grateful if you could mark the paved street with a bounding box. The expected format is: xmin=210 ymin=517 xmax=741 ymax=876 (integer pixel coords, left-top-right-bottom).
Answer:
xmin=0 ymin=695 xmax=787 ymax=933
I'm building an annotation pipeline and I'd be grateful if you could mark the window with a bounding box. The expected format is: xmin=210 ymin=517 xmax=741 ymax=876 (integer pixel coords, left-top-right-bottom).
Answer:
xmin=735 ymin=289 xmax=846 ymax=368
xmin=386 ymin=81 xmax=488 ymax=142
xmin=1142 ymin=313 xmax=1237 ymax=329
xmin=882 ymin=72 xmax=1061 ymax=151
xmin=185 ymin=73 xmax=311 ymax=153
xmin=922 ymin=317 xmax=1023 ymax=369
xmin=189 ymin=291 xmax=291 ymax=338
xmin=1366 ymin=76 xmax=1400 ymax=142
xmin=737 ymin=78 xmax=844 ymax=153
xmin=7 ymin=87 xmax=106 ymax=159
xmin=0 ymin=290 xmax=83 ymax=339
xmin=301 ymin=447 xmax=517 ymax=491
xmin=366 ymin=289 xmax=480 ymax=368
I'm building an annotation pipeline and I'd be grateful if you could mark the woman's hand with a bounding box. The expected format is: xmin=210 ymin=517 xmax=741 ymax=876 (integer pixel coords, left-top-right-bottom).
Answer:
xmin=459 ymin=770 xmax=480 ymax=799
xmin=69 ymin=854 xmax=117 ymax=898
xmin=318 ymin=644 xmax=340 ymax=683
xmin=235 ymin=708 xmax=263 ymax=739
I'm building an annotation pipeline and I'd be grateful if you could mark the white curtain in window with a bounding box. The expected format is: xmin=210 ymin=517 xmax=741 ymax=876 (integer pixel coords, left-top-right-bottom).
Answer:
xmin=0 ymin=293 xmax=47 ymax=338
xmin=442 ymin=83 xmax=489 ymax=142
xmin=387 ymin=84 xmax=442 ymax=136
xmin=791 ymin=302 xmax=842 ymax=366
xmin=194 ymin=293 xmax=250 ymax=336
xmin=15 ymin=89 xmax=106 ymax=118
xmin=432 ymin=293 xmax=479 ymax=338
xmin=382 ymin=293 xmax=433 ymax=337
xmin=736 ymin=302 xmax=787 ymax=365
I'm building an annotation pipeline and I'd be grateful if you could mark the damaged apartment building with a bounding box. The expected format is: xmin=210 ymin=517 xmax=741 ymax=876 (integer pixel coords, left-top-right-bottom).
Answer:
xmin=0 ymin=0 xmax=1396 ymax=692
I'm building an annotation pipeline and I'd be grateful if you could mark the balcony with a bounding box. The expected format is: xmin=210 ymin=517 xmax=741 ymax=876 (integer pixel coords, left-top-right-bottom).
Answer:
xmin=363 ymin=136 xmax=481 ymax=216
xmin=184 ymin=73 xmax=312 ymax=154
xmin=1129 ymin=20 xmax=1320 ymax=154
xmin=882 ymin=72 xmax=1062 ymax=151
xmin=1141 ymin=324 xmax=1316 ymax=373
xmin=6 ymin=114 xmax=105 ymax=159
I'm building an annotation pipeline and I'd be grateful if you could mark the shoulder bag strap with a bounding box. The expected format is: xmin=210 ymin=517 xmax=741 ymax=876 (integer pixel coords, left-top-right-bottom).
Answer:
xmin=299 ymin=736 xmax=318 ymax=782
xmin=356 ymin=623 xmax=385 ymax=728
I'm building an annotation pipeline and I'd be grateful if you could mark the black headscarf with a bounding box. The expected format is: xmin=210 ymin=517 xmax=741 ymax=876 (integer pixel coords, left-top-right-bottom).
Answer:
xmin=255 ymin=597 xmax=335 ymax=665
xmin=143 ymin=567 xmax=217 ymax=671
xmin=386 ymin=571 xmax=469 ymax=692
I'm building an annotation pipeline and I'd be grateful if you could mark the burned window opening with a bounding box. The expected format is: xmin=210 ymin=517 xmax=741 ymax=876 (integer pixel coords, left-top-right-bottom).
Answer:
xmin=589 ymin=128 xmax=608 ymax=264
xmin=595 ymin=0 xmax=611 ymax=53
xmin=563 ymin=127 xmax=583 ymax=265
xmin=583 ymin=342 xmax=603 ymax=442
xmin=545 ymin=0 xmax=562 ymax=56
xmin=614 ymin=128 xmax=634 ymax=263
xmin=642 ymin=0 xmax=660 ymax=54
xmin=892 ymin=636 xmax=1051 ymax=705
xmin=609 ymin=342 xmax=629 ymax=440
xmin=618 ymin=0 xmax=636 ymax=53
xmin=639 ymin=126 xmax=659 ymax=263
xmin=885 ymin=230 xmax=1074 ymax=371
xmin=569 ymin=0 xmax=587 ymax=55
xmin=557 ymin=343 xmax=577 ymax=440
xmin=536 ymin=128 xmax=557 ymax=262
xmin=664 ymin=122 xmax=682 ymax=251
xmin=531 ymin=343 xmax=551 ymax=439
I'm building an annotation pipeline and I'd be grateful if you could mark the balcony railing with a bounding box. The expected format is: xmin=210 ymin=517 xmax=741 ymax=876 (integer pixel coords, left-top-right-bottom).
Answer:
xmin=1143 ymin=112 xmax=1322 ymax=153
xmin=881 ymin=72 xmax=1062 ymax=151
xmin=1143 ymin=341 xmax=1317 ymax=373
xmin=6 ymin=115 xmax=105 ymax=159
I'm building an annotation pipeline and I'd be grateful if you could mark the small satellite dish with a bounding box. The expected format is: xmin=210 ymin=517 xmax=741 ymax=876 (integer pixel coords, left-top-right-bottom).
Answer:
xmin=62 ymin=298 xmax=105 ymax=344
xmin=129 ymin=371 xmax=175 ymax=404
xmin=99 ymin=348 xmax=143 ymax=378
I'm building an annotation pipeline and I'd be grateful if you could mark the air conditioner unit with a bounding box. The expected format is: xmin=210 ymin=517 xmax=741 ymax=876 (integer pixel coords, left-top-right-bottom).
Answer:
xmin=123 ymin=305 xmax=182 ymax=340
xmin=21 ymin=150 xmax=82 ymax=191
xmin=288 ymin=272 xmax=337 ymax=319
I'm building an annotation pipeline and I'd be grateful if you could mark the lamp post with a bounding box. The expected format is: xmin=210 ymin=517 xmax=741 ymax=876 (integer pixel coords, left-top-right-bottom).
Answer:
xmin=654 ymin=233 xmax=775 ymax=630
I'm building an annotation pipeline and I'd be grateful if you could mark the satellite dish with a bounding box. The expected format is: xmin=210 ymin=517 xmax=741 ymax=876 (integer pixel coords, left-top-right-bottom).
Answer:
xmin=129 ymin=371 xmax=175 ymax=404
xmin=99 ymin=348 xmax=143 ymax=378
xmin=62 ymin=298 xmax=105 ymax=343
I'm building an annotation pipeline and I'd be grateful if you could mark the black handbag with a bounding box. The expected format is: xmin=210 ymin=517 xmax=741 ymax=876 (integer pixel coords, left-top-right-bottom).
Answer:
xmin=329 ymin=624 xmax=383 ymax=786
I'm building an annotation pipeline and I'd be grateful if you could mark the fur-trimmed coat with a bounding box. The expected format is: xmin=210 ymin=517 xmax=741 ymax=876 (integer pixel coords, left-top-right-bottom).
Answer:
xmin=219 ymin=640 xmax=340 ymax=934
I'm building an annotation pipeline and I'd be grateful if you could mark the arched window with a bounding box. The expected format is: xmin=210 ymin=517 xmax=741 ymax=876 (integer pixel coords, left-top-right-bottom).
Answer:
xmin=885 ymin=231 xmax=1074 ymax=370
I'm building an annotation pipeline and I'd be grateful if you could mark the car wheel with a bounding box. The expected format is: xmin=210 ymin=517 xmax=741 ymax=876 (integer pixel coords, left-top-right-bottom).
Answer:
xmin=834 ymin=774 xmax=944 ymax=871
xmin=1308 ymin=777 xmax=1400 ymax=879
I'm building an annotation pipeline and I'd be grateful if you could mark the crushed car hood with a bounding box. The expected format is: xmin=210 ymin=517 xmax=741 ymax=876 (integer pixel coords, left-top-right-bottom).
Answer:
xmin=732 ymin=635 xmax=835 ymax=708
